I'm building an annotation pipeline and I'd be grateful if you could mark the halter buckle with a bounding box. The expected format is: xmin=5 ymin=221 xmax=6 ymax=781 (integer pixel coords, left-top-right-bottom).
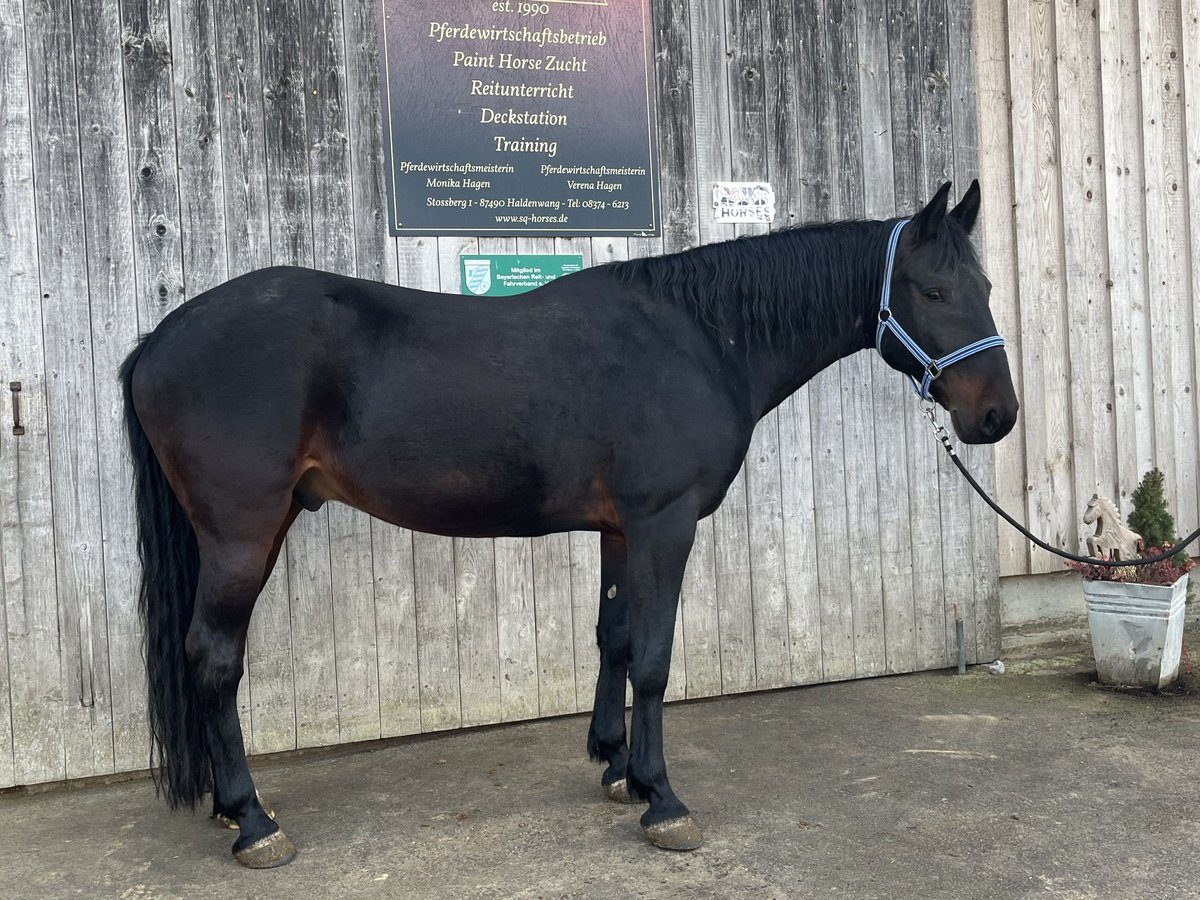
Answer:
xmin=925 ymin=360 xmax=942 ymax=381
xmin=878 ymin=308 xmax=891 ymax=323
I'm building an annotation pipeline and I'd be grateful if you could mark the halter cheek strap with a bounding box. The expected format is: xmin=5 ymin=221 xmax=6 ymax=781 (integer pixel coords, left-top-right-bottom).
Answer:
xmin=875 ymin=219 xmax=1006 ymax=400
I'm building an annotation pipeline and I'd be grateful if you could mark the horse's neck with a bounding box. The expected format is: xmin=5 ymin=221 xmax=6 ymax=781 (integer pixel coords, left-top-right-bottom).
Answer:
xmin=741 ymin=224 xmax=887 ymax=421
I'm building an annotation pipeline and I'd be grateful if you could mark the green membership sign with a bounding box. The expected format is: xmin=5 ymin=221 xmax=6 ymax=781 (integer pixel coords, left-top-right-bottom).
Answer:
xmin=460 ymin=254 xmax=582 ymax=296
xmin=377 ymin=0 xmax=660 ymax=237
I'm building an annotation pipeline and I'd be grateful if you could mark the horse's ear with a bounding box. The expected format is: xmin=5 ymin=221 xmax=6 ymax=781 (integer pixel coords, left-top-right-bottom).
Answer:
xmin=912 ymin=181 xmax=953 ymax=242
xmin=948 ymin=179 xmax=982 ymax=234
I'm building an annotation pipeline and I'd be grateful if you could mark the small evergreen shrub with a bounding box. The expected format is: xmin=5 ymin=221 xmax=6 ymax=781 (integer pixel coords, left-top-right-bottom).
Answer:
xmin=1127 ymin=468 xmax=1176 ymax=551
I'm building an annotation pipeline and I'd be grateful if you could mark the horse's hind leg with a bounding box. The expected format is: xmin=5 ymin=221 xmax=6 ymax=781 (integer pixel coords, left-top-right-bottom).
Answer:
xmin=189 ymin=513 xmax=297 ymax=868
xmin=586 ymin=533 xmax=635 ymax=802
xmin=212 ymin=501 xmax=301 ymax=831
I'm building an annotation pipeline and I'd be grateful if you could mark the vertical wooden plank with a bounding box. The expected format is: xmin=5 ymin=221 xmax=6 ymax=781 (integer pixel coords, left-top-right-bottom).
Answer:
xmin=689 ymin=0 xmax=756 ymax=694
xmin=121 ymin=0 xmax=188 ymax=764
xmin=950 ymin=0 xmax=1002 ymax=661
xmin=475 ymin=236 xmax=537 ymax=723
xmin=301 ymin=0 xmax=381 ymax=745
xmin=170 ymin=0 xmax=251 ymax=745
xmin=1010 ymin=0 xmax=1078 ymax=575
xmin=0 ymin=0 xmax=57 ymax=786
xmin=827 ymin=0 xmax=889 ymax=678
xmin=678 ymin=516 xmax=721 ymax=700
xmin=453 ymin=534 xmax=499 ymax=727
xmin=413 ymin=523 xmax=462 ymax=732
xmin=688 ymin=0 xmax=752 ymax=699
xmin=285 ymin=517 xmax=340 ymax=748
xmin=678 ymin=0 xmax=731 ymax=698
xmin=171 ymin=0 xmax=227 ymax=296
xmin=405 ymin=237 xmax=472 ymax=734
xmin=74 ymin=0 xmax=145 ymax=773
xmin=729 ymin=0 xmax=792 ymax=691
xmin=975 ymin=0 xmax=1032 ymax=578
xmin=778 ymin=391 xmax=822 ymax=684
xmin=0 ymin=376 xmax=61 ymax=785
xmin=555 ymin=236 xmax=604 ymax=712
xmin=531 ymin=529 xmax=576 ymax=715
xmin=329 ymin=491 xmax=383 ymax=744
xmin=341 ymin=0 xmax=400 ymax=285
xmin=887 ymin=0 xmax=947 ymax=667
xmin=373 ymin=522 xmax=420 ymax=737
xmin=1183 ymin=0 xmax=1200 ymax=506
xmin=1055 ymin=0 xmax=1117 ymax=522
xmin=28 ymin=0 xmax=116 ymax=780
xmin=764 ymin=0 xmax=821 ymax=686
xmin=797 ymin=0 xmax=855 ymax=681
xmin=856 ymin=0 xmax=917 ymax=673
xmin=0 ymin=490 xmax=10 ymax=786
xmin=649 ymin=0 xmax=714 ymax=702
xmin=1137 ymin=0 xmax=1197 ymax=527
xmin=1103 ymin=0 xmax=1156 ymax=495
xmin=345 ymin=0 xmax=416 ymax=741
xmin=495 ymin=536 xmax=539 ymax=721
xmin=213 ymin=0 xmax=296 ymax=754
xmin=567 ymin=526 xmax=601 ymax=712
xmin=214 ymin=0 xmax=272 ymax=281
xmin=258 ymin=0 xmax=340 ymax=749
xmin=380 ymin=237 xmax=441 ymax=738
xmin=919 ymin=0 xmax=977 ymax=662
xmin=437 ymin=237 xmax=500 ymax=728
xmin=503 ymin=235 xmax=574 ymax=717
xmin=123 ymin=0 xmax=186 ymax=331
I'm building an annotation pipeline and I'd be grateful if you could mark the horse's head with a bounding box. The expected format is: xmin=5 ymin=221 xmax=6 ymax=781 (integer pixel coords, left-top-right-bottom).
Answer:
xmin=877 ymin=181 xmax=1018 ymax=444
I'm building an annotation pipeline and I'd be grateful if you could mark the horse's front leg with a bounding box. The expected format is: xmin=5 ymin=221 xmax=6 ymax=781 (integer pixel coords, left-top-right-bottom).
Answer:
xmin=586 ymin=533 xmax=634 ymax=802
xmin=624 ymin=503 xmax=703 ymax=850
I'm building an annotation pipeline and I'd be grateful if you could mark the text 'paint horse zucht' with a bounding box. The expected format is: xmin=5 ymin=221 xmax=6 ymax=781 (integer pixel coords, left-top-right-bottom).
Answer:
xmin=120 ymin=181 xmax=1017 ymax=867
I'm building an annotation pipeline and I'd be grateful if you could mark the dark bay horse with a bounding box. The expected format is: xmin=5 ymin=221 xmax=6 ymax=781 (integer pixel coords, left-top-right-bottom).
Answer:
xmin=120 ymin=180 xmax=1017 ymax=867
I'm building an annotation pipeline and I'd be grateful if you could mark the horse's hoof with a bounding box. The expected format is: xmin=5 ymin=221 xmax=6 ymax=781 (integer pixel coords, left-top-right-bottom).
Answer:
xmin=604 ymin=777 xmax=635 ymax=804
xmin=642 ymin=815 xmax=704 ymax=851
xmin=214 ymin=791 xmax=276 ymax=830
xmin=234 ymin=828 xmax=297 ymax=868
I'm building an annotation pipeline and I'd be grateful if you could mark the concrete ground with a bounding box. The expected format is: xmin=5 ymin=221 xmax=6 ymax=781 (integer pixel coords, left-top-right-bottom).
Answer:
xmin=3 ymin=648 xmax=1199 ymax=900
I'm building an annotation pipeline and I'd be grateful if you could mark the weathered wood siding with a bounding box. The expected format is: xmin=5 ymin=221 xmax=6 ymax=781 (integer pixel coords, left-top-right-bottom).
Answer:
xmin=977 ymin=0 xmax=1200 ymax=576
xmin=0 ymin=0 xmax=997 ymax=787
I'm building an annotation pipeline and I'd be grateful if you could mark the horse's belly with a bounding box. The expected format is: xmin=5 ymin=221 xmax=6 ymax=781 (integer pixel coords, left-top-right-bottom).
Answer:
xmin=313 ymin=449 xmax=607 ymax=539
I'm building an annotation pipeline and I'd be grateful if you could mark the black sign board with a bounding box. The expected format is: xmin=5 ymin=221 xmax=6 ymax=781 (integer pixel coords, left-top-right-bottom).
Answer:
xmin=377 ymin=0 xmax=660 ymax=236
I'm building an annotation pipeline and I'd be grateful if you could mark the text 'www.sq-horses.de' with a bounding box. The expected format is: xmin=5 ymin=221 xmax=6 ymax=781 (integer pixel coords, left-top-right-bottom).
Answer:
xmin=120 ymin=181 xmax=1017 ymax=867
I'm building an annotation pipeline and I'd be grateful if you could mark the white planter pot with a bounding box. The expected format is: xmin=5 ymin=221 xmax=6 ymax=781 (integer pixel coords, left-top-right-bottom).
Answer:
xmin=1083 ymin=574 xmax=1188 ymax=689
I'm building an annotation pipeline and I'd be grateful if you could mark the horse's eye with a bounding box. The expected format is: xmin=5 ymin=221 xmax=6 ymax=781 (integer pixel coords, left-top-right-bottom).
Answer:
xmin=924 ymin=289 xmax=944 ymax=302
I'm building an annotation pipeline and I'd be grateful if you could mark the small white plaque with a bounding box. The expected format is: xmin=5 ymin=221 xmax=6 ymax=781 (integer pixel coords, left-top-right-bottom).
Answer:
xmin=713 ymin=181 xmax=776 ymax=224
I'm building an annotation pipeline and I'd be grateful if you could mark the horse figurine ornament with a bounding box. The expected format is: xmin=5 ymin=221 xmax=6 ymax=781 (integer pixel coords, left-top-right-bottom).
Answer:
xmin=1084 ymin=494 xmax=1141 ymax=561
xmin=121 ymin=180 xmax=1017 ymax=867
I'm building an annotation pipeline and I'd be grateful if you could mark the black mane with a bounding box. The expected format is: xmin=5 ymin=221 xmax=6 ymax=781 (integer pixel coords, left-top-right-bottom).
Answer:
xmin=612 ymin=217 xmax=980 ymax=349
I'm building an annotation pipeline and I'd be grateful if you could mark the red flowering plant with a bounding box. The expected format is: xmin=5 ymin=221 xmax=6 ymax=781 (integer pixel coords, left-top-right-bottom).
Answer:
xmin=1067 ymin=545 xmax=1194 ymax=586
xmin=1067 ymin=468 xmax=1196 ymax=586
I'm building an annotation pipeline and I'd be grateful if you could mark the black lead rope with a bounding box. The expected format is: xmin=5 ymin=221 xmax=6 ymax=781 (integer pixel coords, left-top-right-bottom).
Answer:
xmin=920 ymin=404 xmax=1200 ymax=568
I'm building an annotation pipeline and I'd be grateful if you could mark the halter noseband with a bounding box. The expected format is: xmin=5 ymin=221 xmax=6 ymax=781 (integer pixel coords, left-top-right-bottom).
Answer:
xmin=875 ymin=219 xmax=1006 ymax=400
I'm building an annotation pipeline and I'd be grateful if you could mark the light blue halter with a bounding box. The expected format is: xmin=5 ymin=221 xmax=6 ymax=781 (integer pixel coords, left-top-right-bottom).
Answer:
xmin=875 ymin=219 xmax=1006 ymax=400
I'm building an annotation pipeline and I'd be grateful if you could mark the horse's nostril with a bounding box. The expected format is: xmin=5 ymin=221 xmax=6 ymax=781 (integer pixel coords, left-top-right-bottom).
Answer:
xmin=982 ymin=406 xmax=1001 ymax=437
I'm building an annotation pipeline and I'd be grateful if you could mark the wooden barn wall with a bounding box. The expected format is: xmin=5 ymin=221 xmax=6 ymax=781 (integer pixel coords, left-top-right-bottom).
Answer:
xmin=0 ymin=0 xmax=998 ymax=787
xmin=976 ymin=0 xmax=1200 ymax=577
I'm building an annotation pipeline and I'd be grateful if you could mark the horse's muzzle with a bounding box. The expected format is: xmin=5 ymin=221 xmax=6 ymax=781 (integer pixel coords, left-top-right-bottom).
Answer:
xmin=950 ymin=395 xmax=1018 ymax=444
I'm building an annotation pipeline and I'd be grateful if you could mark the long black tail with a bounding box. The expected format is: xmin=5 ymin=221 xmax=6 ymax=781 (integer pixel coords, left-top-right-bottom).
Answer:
xmin=120 ymin=335 xmax=209 ymax=809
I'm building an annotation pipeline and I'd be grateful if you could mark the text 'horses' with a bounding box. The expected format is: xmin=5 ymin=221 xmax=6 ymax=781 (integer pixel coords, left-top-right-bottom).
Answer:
xmin=121 ymin=181 xmax=1016 ymax=867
